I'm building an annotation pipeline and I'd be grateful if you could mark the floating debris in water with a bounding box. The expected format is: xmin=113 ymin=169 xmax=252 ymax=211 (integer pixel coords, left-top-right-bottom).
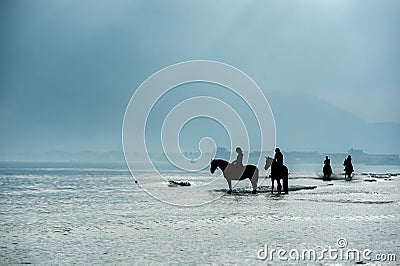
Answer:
xmin=168 ymin=180 xmax=191 ymax=187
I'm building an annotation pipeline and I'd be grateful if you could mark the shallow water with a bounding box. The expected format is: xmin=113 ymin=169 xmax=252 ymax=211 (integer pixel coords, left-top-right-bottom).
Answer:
xmin=0 ymin=164 xmax=399 ymax=265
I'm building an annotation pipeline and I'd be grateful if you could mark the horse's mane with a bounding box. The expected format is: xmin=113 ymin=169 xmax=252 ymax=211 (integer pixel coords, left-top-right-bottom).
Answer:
xmin=212 ymin=159 xmax=229 ymax=165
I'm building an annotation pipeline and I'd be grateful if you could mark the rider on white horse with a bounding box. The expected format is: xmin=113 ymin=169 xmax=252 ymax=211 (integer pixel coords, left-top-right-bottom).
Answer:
xmin=210 ymin=147 xmax=259 ymax=194
xmin=225 ymin=147 xmax=245 ymax=178
xmin=232 ymin=147 xmax=244 ymax=168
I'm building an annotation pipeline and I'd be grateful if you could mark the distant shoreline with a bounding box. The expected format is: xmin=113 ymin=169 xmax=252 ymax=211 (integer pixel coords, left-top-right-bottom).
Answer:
xmin=0 ymin=149 xmax=399 ymax=168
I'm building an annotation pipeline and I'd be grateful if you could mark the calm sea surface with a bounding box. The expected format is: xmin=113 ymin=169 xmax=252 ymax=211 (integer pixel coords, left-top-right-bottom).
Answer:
xmin=1 ymin=163 xmax=399 ymax=265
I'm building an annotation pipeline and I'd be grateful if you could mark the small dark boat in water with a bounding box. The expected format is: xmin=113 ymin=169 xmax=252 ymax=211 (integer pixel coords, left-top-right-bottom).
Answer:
xmin=168 ymin=180 xmax=191 ymax=187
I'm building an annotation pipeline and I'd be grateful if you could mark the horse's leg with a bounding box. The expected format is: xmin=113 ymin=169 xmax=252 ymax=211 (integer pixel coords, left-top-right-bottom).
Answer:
xmin=251 ymin=170 xmax=258 ymax=194
xmin=277 ymin=179 xmax=282 ymax=194
xmin=283 ymin=176 xmax=288 ymax=194
xmin=271 ymin=178 xmax=274 ymax=194
xmin=227 ymin=179 xmax=232 ymax=194
xmin=283 ymin=168 xmax=288 ymax=194
xmin=347 ymin=172 xmax=352 ymax=181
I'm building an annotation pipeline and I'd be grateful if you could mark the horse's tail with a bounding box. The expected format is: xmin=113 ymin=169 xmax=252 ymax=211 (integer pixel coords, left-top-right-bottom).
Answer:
xmin=284 ymin=165 xmax=289 ymax=178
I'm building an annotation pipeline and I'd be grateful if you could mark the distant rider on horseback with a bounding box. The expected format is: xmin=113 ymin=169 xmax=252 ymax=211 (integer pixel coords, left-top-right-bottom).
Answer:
xmin=323 ymin=155 xmax=333 ymax=180
xmin=343 ymin=155 xmax=354 ymax=180
xmin=270 ymin=147 xmax=288 ymax=194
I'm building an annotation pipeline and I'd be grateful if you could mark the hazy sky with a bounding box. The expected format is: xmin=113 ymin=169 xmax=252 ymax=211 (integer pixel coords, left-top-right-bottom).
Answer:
xmin=1 ymin=0 xmax=399 ymax=157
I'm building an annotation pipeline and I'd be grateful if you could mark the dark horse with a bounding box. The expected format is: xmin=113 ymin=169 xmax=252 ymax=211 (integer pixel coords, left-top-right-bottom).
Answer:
xmin=210 ymin=159 xmax=259 ymax=194
xmin=323 ymin=164 xmax=333 ymax=181
xmin=344 ymin=164 xmax=354 ymax=181
xmin=323 ymin=156 xmax=333 ymax=181
xmin=343 ymin=156 xmax=354 ymax=181
xmin=265 ymin=157 xmax=289 ymax=194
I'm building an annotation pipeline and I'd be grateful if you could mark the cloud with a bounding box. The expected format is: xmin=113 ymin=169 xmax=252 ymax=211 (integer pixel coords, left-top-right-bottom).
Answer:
xmin=1 ymin=0 xmax=399 ymax=156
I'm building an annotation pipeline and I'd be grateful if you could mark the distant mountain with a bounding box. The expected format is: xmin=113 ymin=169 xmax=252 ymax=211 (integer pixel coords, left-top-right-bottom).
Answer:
xmin=266 ymin=90 xmax=400 ymax=154
xmin=1 ymin=90 xmax=398 ymax=163
xmin=131 ymin=89 xmax=400 ymax=155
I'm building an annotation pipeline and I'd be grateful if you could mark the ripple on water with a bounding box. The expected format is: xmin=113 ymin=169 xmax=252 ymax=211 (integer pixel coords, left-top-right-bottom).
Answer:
xmin=1 ymin=166 xmax=399 ymax=264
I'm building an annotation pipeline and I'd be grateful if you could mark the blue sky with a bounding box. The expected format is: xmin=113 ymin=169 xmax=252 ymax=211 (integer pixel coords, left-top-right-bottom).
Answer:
xmin=1 ymin=0 xmax=399 ymax=158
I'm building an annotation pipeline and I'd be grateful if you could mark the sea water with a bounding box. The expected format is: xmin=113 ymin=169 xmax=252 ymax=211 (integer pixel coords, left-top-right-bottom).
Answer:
xmin=0 ymin=163 xmax=399 ymax=265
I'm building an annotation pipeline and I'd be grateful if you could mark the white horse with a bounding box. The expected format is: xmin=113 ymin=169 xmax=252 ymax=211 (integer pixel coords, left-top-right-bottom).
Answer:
xmin=210 ymin=159 xmax=259 ymax=194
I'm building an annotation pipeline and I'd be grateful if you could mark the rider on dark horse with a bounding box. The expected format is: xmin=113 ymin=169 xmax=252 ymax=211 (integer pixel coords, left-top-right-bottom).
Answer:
xmin=343 ymin=155 xmax=354 ymax=180
xmin=323 ymin=156 xmax=332 ymax=180
xmin=271 ymin=148 xmax=288 ymax=194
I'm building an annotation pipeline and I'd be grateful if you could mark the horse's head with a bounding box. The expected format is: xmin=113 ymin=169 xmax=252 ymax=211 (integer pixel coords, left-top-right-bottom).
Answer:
xmin=210 ymin=159 xmax=218 ymax=174
xmin=264 ymin=156 xmax=273 ymax=170
xmin=210 ymin=159 xmax=228 ymax=173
